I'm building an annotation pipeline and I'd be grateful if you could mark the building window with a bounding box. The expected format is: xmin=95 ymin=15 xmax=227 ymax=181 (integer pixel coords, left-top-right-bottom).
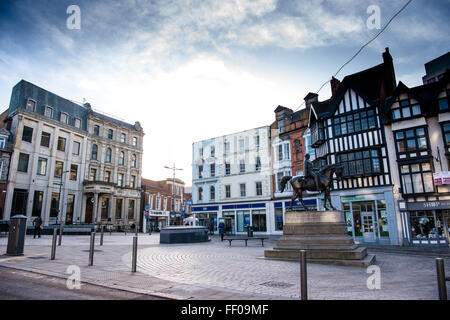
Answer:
xmin=210 ymin=146 xmax=215 ymax=157
xmin=54 ymin=161 xmax=64 ymax=178
xmin=240 ymin=183 xmax=246 ymax=197
xmin=119 ymin=151 xmax=125 ymax=165
xmin=106 ymin=148 xmax=112 ymax=163
xmin=104 ymin=170 xmax=111 ymax=182
xmin=57 ymin=137 xmax=66 ymax=152
xmin=239 ymin=139 xmax=245 ymax=152
xmin=225 ymin=163 xmax=231 ymax=175
xmin=275 ymin=208 xmax=283 ymax=231
xmin=198 ymin=187 xmax=203 ymax=201
xmin=400 ymin=162 xmax=434 ymax=194
xmin=255 ymin=135 xmax=260 ymax=150
xmin=39 ymin=132 xmax=50 ymax=147
xmin=89 ymin=168 xmax=97 ymax=181
xmin=22 ymin=126 xmax=33 ymax=143
xmin=255 ymin=157 xmax=261 ymax=171
xmin=252 ymin=210 xmax=266 ymax=232
xmin=45 ymin=106 xmax=54 ymax=118
xmin=279 ymin=120 xmax=284 ymax=133
xmin=116 ymin=199 xmax=123 ymax=219
xmin=199 ymin=147 xmax=203 ymax=158
xmin=224 ymin=142 xmax=230 ymax=154
xmin=32 ymin=191 xmax=44 ymax=217
xmin=210 ymin=163 xmax=215 ymax=177
xmin=26 ymin=99 xmax=36 ymax=112
xmin=395 ymin=127 xmax=428 ymax=159
xmin=132 ymin=137 xmax=137 ymax=147
xmin=131 ymin=154 xmax=136 ymax=168
xmin=392 ymin=100 xmax=422 ymax=121
xmin=73 ymin=141 xmax=80 ymax=155
xmin=439 ymin=95 xmax=449 ymax=111
xmin=240 ymin=161 xmax=245 ymax=173
xmin=277 ymin=172 xmax=284 ymax=192
xmin=335 ymin=149 xmax=382 ymax=177
xmin=225 ymin=185 xmax=231 ymax=198
xmin=60 ymin=113 xmax=69 ymax=124
xmin=108 ymin=129 xmax=113 ymax=139
xmin=70 ymin=164 xmax=78 ymax=181
xmin=74 ymin=118 xmax=82 ymax=129
xmin=278 ymin=145 xmax=283 ymax=161
xmin=210 ymin=186 xmax=215 ymax=201
xmin=121 ymin=133 xmax=126 ymax=144
xmin=128 ymin=200 xmax=135 ymax=220
xmin=93 ymin=125 xmax=100 ymax=136
xmin=50 ymin=193 xmax=60 ymax=218
xmin=256 ymin=182 xmax=263 ymax=196
xmin=443 ymin=123 xmax=450 ymax=152
xmin=91 ymin=144 xmax=98 ymax=160
xmin=131 ymin=175 xmax=136 ymax=188
xmin=18 ymin=153 xmax=29 ymax=172
xmin=0 ymin=137 xmax=5 ymax=149
xmin=198 ymin=165 xmax=203 ymax=179
xmin=284 ymin=143 xmax=290 ymax=160
xmin=334 ymin=109 xmax=377 ymax=136
xmin=37 ymin=157 xmax=47 ymax=176
xmin=118 ymin=173 xmax=124 ymax=187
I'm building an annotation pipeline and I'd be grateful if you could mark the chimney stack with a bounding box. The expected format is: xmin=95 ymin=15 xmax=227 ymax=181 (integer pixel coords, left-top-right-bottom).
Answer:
xmin=381 ymin=47 xmax=397 ymax=106
xmin=304 ymin=93 xmax=318 ymax=110
xmin=330 ymin=77 xmax=341 ymax=96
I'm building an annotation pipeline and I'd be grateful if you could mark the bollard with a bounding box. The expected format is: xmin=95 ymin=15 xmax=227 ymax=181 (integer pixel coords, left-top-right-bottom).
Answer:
xmin=436 ymin=258 xmax=448 ymax=300
xmin=50 ymin=229 xmax=57 ymax=260
xmin=300 ymin=250 xmax=308 ymax=300
xmin=88 ymin=232 xmax=95 ymax=266
xmin=58 ymin=223 xmax=63 ymax=246
xmin=100 ymin=225 xmax=104 ymax=246
xmin=132 ymin=236 xmax=138 ymax=272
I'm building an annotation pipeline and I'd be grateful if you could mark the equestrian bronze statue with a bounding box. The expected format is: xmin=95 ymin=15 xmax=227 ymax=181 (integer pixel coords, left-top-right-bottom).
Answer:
xmin=280 ymin=155 xmax=343 ymax=211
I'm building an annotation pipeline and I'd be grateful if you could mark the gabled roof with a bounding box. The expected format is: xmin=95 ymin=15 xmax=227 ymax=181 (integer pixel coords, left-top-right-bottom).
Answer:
xmin=310 ymin=63 xmax=387 ymax=121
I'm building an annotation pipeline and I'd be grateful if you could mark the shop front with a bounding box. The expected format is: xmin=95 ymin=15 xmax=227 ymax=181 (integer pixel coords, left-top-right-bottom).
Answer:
xmin=272 ymin=199 xmax=318 ymax=234
xmin=399 ymin=200 xmax=450 ymax=246
xmin=191 ymin=206 xmax=219 ymax=232
xmin=148 ymin=210 xmax=169 ymax=231
xmin=220 ymin=203 xmax=268 ymax=235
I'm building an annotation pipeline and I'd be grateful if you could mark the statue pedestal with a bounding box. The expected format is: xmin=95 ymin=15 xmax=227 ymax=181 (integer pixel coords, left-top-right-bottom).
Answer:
xmin=264 ymin=211 xmax=375 ymax=267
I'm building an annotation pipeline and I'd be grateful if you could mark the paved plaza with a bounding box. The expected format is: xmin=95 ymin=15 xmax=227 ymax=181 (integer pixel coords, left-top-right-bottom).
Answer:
xmin=0 ymin=233 xmax=449 ymax=300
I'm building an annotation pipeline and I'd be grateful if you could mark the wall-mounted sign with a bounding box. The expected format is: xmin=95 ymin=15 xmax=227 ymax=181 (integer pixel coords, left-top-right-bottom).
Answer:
xmin=406 ymin=201 xmax=450 ymax=211
xmin=434 ymin=172 xmax=450 ymax=185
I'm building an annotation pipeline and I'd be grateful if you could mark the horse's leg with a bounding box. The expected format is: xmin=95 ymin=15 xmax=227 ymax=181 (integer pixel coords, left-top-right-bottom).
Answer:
xmin=298 ymin=192 xmax=307 ymax=211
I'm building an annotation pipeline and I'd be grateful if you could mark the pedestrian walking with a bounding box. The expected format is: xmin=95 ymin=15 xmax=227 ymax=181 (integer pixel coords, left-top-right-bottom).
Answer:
xmin=219 ymin=221 xmax=225 ymax=241
xmin=33 ymin=216 xmax=43 ymax=239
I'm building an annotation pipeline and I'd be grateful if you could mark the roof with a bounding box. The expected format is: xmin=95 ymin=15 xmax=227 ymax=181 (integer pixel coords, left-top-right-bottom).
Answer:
xmin=91 ymin=110 xmax=143 ymax=133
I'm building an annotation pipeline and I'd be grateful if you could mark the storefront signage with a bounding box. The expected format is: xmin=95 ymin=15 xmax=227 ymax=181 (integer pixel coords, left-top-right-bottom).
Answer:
xmin=433 ymin=172 xmax=450 ymax=185
xmin=342 ymin=196 xmax=367 ymax=202
xmin=406 ymin=201 xmax=450 ymax=211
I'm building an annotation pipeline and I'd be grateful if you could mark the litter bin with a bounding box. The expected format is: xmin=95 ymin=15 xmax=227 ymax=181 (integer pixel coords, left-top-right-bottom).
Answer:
xmin=7 ymin=215 xmax=28 ymax=256
xmin=246 ymin=226 xmax=254 ymax=237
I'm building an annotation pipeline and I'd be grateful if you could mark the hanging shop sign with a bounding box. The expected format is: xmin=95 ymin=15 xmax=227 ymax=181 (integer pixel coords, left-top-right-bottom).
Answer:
xmin=433 ymin=172 xmax=450 ymax=185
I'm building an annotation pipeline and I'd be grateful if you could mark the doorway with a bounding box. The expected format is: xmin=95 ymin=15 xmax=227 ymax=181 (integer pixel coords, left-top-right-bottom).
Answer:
xmin=85 ymin=197 xmax=93 ymax=223
xmin=362 ymin=212 xmax=376 ymax=242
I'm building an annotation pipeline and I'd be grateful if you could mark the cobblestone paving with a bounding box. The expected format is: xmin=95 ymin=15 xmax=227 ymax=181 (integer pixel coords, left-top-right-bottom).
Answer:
xmin=1 ymin=234 xmax=449 ymax=300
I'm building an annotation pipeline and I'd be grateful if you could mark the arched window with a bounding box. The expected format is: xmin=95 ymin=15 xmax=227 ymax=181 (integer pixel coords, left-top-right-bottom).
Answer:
xmin=198 ymin=187 xmax=203 ymax=201
xmin=119 ymin=151 xmax=125 ymax=165
xmin=131 ymin=154 xmax=137 ymax=167
xmin=106 ymin=148 xmax=112 ymax=163
xmin=210 ymin=186 xmax=215 ymax=201
xmin=91 ymin=144 xmax=98 ymax=160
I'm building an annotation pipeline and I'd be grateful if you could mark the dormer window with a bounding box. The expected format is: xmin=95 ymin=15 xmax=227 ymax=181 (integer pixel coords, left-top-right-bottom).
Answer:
xmin=60 ymin=112 xmax=69 ymax=124
xmin=45 ymin=106 xmax=54 ymax=118
xmin=74 ymin=118 xmax=82 ymax=129
xmin=26 ymin=99 xmax=36 ymax=112
xmin=392 ymin=100 xmax=421 ymax=121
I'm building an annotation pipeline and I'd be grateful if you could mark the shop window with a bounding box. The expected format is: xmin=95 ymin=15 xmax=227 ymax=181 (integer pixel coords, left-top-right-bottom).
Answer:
xmin=50 ymin=193 xmax=59 ymax=218
xmin=275 ymin=208 xmax=283 ymax=231
xmin=252 ymin=210 xmax=266 ymax=232
xmin=344 ymin=203 xmax=353 ymax=236
xmin=352 ymin=203 xmax=363 ymax=237
xmin=115 ymin=199 xmax=123 ymax=219
xmin=377 ymin=200 xmax=389 ymax=237
xmin=237 ymin=211 xmax=250 ymax=232
xmin=409 ymin=211 xmax=444 ymax=240
xmin=128 ymin=200 xmax=135 ymax=220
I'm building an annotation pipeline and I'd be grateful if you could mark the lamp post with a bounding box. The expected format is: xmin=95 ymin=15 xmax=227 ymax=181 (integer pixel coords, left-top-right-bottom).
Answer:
xmin=57 ymin=169 xmax=70 ymax=245
xmin=164 ymin=163 xmax=183 ymax=226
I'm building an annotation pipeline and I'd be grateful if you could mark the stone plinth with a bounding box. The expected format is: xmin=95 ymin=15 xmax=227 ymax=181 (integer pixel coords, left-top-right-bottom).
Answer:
xmin=264 ymin=211 xmax=375 ymax=267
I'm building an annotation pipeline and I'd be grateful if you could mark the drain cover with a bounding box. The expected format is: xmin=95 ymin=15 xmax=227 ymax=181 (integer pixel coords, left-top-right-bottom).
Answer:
xmin=260 ymin=281 xmax=294 ymax=288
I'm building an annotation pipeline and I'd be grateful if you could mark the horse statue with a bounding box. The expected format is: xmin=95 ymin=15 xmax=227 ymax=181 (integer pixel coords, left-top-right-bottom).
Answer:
xmin=280 ymin=164 xmax=343 ymax=211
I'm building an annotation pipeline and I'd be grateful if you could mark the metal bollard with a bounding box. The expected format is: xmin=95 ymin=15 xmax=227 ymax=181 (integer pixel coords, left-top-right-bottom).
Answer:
xmin=100 ymin=226 xmax=104 ymax=246
xmin=132 ymin=236 xmax=138 ymax=273
xmin=300 ymin=250 xmax=308 ymax=300
xmin=88 ymin=232 xmax=95 ymax=266
xmin=436 ymin=258 xmax=448 ymax=300
xmin=50 ymin=229 xmax=57 ymax=260
xmin=58 ymin=223 xmax=63 ymax=246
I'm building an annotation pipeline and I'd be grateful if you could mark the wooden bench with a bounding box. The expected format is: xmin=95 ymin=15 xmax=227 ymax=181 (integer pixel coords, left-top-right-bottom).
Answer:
xmin=223 ymin=236 xmax=268 ymax=247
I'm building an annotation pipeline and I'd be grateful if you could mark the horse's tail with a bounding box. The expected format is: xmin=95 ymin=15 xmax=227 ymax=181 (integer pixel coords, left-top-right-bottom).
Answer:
xmin=280 ymin=176 xmax=292 ymax=193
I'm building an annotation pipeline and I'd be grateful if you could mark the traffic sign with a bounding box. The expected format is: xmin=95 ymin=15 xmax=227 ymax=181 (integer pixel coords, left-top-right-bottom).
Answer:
xmin=186 ymin=200 xmax=192 ymax=206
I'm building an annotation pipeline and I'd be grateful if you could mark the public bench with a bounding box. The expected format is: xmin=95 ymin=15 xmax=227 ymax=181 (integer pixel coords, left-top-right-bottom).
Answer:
xmin=223 ymin=236 xmax=268 ymax=247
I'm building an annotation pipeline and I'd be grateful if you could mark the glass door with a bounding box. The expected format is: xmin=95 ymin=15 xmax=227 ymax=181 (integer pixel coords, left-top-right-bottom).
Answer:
xmin=362 ymin=213 xmax=376 ymax=242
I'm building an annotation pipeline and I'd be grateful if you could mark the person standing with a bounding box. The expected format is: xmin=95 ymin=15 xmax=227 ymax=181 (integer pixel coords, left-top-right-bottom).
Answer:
xmin=218 ymin=221 xmax=225 ymax=241
xmin=33 ymin=216 xmax=42 ymax=239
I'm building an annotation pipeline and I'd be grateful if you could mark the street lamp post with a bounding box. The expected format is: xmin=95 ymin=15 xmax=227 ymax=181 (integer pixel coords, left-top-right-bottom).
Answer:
xmin=164 ymin=163 xmax=183 ymax=226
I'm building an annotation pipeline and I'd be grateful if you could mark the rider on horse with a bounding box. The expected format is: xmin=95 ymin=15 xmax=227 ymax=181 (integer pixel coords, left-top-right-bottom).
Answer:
xmin=304 ymin=154 xmax=320 ymax=191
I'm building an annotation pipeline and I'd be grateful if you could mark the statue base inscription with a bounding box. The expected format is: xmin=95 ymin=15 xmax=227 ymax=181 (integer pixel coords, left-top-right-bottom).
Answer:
xmin=264 ymin=211 xmax=376 ymax=267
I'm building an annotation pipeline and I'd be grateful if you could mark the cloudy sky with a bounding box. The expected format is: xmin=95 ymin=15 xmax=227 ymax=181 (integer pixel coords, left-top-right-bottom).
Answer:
xmin=0 ymin=0 xmax=449 ymax=184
